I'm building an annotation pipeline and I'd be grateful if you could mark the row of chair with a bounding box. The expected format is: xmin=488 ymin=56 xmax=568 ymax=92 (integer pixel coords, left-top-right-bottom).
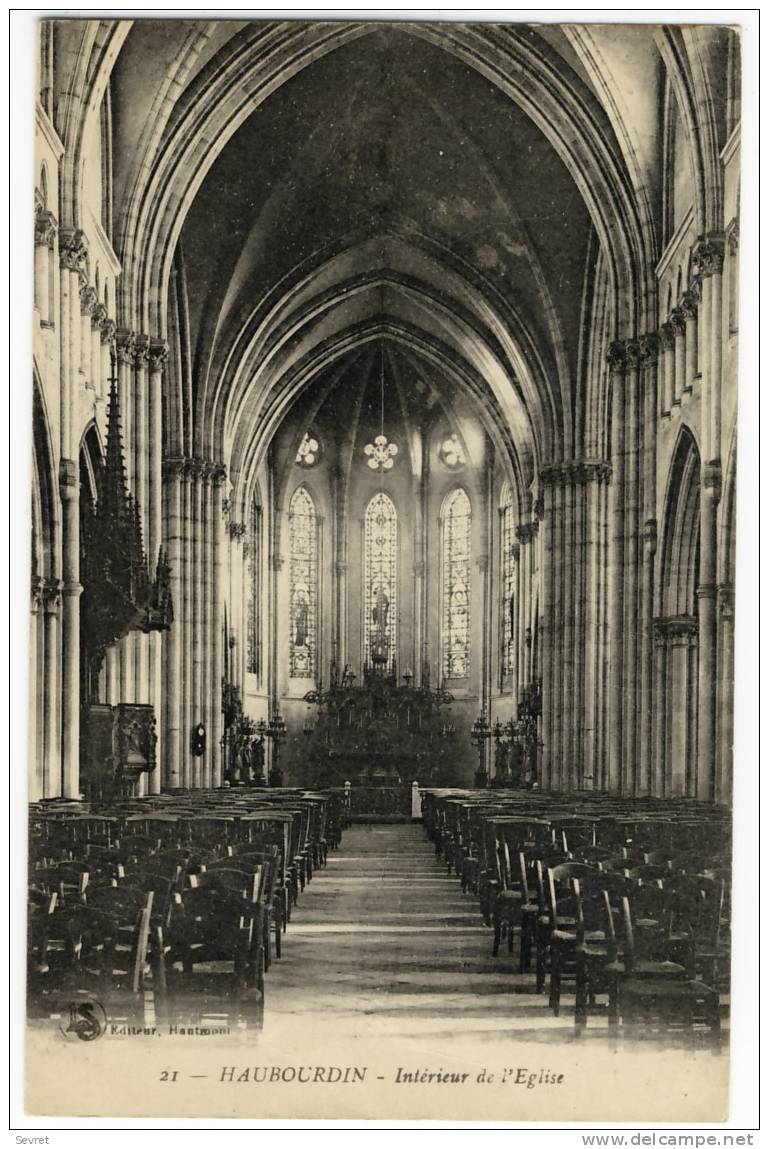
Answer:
xmin=422 ymin=788 xmax=730 ymax=1040
xmin=28 ymin=787 xmax=347 ymax=1029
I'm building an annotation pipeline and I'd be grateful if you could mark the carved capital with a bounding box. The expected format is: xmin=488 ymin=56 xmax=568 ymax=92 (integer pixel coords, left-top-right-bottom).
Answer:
xmin=625 ymin=339 xmax=641 ymax=368
xmin=229 ymin=521 xmax=247 ymax=541
xmin=133 ymin=333 xmax=150 ymax=366
xmin=642 ymin=518 xmax=657 ymax=555
xmin=90 ymin=302 xmax=108 ymax=330
xmin=540 ymin=460 xmax=612 ymax=488
xmin=669 ymin=307 xmax=687 ymax=336
xmin=638 ymin=332 xmax=660 ymax=366
xmin=162 ymin=457 xmax=187 ymax=480
xmin=658 ymin=322 xmax=675 ymax=350
xmin=59 ymin=228 xmax=87 ymax=273
xmin=653 ymin=615 xmax=698 ymax=641
xmin=30 ymin=575 xmax=45 ymax=611
xmin=115 ymin=328 xmax=137 ymax=365
xmin=696 ymin=583 xmax=719 ymax=602
xmin=100 ymin=318 xmax=116 ymax=346
xmin=210 ymin=463 xmax=227 ymax=487
xmin=34 ymin=206 xmax=57 ymax=248
xmin=79 ymin=283 xmax=98 ymax=317
xmin=42 ymin=578 xmax=63 ymax=614
xmin=516 ymin=521 xmax=538 ymax=544
xmin=703 ymin=460 xmax=722 ymax=503
xmin=606 ymin=340 xmax=627 ymax=373
xmin=58 ymin=458 xmax=78 ymax=492
xmin=718 ymin=583 xmax=735 ymax=620
xmin=692 ymin=235 xmax=725 ymax=279
xmin=148 ymin=339 xmax=169 ymax=373
xmin=679 ymin=291 xmax=699 ymax=321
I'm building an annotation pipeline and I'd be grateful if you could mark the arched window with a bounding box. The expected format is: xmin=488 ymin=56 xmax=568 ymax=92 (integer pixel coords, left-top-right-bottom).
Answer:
xmin=500 ymin=483 xmax=516 ymax=679
xmin=364 ymin=492 xmax=398 ymax=670
xmin=289 ymin=486 xmax=318 ymax=678
xmin=246 ymin=497 xmax=262 ymax=677
xmin=441 ymin=488 xmax=471 ymax=680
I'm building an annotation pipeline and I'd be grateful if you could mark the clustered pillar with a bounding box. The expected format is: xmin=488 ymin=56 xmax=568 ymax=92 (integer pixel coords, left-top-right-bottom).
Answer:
xmin=161 ymin=458 xmax=226 ymax=790
xmin=539 ymin=462 xmax=611 ymax=791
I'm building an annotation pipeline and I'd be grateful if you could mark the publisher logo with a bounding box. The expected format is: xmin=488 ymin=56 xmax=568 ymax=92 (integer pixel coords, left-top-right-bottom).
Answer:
xmin=59 ymin=997 xmax=107 ymax=1042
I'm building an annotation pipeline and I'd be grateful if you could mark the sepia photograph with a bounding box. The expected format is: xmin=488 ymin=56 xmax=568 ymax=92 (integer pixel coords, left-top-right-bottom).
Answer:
xmin=18 ymin=11 xmax=754 ymax=1127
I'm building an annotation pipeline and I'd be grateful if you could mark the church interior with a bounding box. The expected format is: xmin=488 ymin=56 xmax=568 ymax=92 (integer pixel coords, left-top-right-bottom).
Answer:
xmin=28 ymin=19 xmax=739 ymax=1055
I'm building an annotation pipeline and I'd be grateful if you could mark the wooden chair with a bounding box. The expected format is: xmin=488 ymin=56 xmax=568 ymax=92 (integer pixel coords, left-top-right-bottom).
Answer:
xmin=613 ymin=895 xmax=721 ymax=1038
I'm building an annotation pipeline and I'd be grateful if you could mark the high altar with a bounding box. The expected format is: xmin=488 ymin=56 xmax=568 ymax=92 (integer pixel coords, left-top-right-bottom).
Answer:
xmin=298 ymin=601 xmax=467 ymax=795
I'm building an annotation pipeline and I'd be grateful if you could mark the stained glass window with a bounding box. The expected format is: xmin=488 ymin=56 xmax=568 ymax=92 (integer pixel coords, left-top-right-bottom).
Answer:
xmin=439 ymin=432 xmax=466 ymax=467
xmin=289 ymin=486 xmax=317 ymax=678
xmin=246 ymin=500 xmax=262 ymax=676
xmin=364 ymin=492 xmax=397 ymax=671
xmin=500 ymin=484 xmax=516 ymax=679
xmin=442 ymin=488 xmax=472 ymax=679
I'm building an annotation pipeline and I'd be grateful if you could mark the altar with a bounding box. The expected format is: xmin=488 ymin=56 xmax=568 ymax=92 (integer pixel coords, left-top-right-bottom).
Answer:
xmin=296 ymin=662 xmax=467 ymax=793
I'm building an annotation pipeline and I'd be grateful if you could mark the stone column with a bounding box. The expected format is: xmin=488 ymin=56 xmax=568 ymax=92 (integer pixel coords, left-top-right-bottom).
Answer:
xmin=477 ymin=553 xmax=491 ymax=718
xmin=693 ymin=238 xmax=726 ymax=465
xmin=181 ymin=462 xmax=193 ymax=787
xmin=696 ymin=462 xmax=721 ymax=801
xmin=671 ymin=309 xmax=686 ymax=408
xmin=80 ymin=285 xmax=98 ymax=390
xmin=538 ymin=488 xmax=554 ymax=790
xmin=638 ymin=333 xmax=659 ymax=794
xmin=681 ymin=290 xmax=699 ymax=393
xmin=90 ymin=304 xmax=106 ymax=412
xmin=147 ymin=341 xmax=168 ymax=795
xmin=717 ymin=584 xmax=734 ymax=805
xmin=115 ymin=331 xmax=136 ymax=703
xmin=653 ymin=625 xmax=667 ymax=796
xmin=622 ymin=342 xmax=641 ymax=792
xmin=515 ymin=523 xmax=532 ymax=696
xmin=332 ymin=465 xmax=349 ymax=668
xmin=42 ymin=579 xmax=62 ymax=798
xmin=211 ymin=466 xmax=226 ymax=786
xmin=34 ymin=208 xmax=56 ymax=322
xmin=659 ymin=323 xmax=674 ymax=416
xmin=58 ymin=230 xmax=87 ymax=467
xmin=133 ymin=336 xmax=150 ymax=716
xmin=100 ymin=319 xmax=116 ymax=406
xmin=563 ymin=475 xmax=578 ymax=787
xmin=606 ymin=342 xmax=626 ymax=792
xmin=162 ymin=459 xmax=184 ymax=790
xmin=668 ymin=625 xmax=695 ymax=797
xmin=551 ymin=480 xmax=564 ymax=790
xmin=191 ymin=462 xmax=204 ymax=789
xmin=59 ymin=461 xmax=81 ymax=798
xmin=199 ymin=469 xmax=213 ymax=790
xmin=572 ymin=474 xmax=591 ymax=789
xmin=29 ymin=579 xmax=43 ymax=797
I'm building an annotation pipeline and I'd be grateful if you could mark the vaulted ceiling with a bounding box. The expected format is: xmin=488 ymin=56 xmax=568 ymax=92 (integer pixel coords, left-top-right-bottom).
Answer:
xmin=91 ymin=19 xmax=682 ymax=499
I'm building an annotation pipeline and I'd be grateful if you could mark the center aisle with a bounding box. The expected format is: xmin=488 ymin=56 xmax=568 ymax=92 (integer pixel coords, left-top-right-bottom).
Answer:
xmin=267 ymin=822 xmax=569 ymax=1044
